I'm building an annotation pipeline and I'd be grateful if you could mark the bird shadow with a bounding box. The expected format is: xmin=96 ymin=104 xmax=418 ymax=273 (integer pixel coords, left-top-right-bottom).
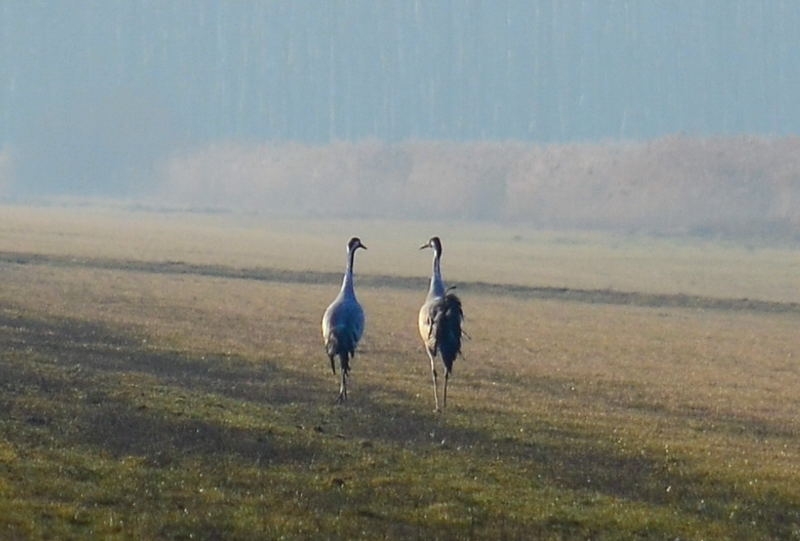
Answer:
xmin=0 ymin=309 xmax=327 ymax=469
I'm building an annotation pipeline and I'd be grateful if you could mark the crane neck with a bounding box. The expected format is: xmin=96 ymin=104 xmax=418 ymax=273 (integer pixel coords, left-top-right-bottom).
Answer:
xmin=428 ymin=250 xmax=445 ymax=298
xmin=341 ymin=245 xmax=358 ymax=298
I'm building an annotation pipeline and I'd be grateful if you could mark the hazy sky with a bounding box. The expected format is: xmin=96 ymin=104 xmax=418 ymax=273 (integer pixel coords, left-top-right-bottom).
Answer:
xmin=2 ymin=0 xmax=799 ymax=195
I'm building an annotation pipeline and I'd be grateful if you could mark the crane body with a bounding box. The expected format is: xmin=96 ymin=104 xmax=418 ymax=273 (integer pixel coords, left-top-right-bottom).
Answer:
xmin=418 ymin=237 xmax=464 ymax=411
xmin=322 ymin=237 xmax=367 ymax=403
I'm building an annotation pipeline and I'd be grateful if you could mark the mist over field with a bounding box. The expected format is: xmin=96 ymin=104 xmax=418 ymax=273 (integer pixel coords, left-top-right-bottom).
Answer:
xmin=158 ymin=136 xmax=800 ymax=237
xmin=3 ymin=4 xmax=800 ymax=538
xmin=1 ymin=1 xmax=799 ymax=238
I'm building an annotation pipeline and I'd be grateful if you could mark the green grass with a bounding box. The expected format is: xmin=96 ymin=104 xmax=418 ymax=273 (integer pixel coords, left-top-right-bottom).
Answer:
xmin=0 ymin=206 xmax=799 ymax=539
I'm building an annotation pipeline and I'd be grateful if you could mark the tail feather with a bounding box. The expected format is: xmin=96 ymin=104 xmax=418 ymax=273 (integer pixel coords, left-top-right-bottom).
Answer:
xmin=325 ymin=326 xmax=356 ymax=375
xmin=340 ymin=351 xmax=351 ymax=375
xmin=432 ymin=292 xmax=464 ymax=374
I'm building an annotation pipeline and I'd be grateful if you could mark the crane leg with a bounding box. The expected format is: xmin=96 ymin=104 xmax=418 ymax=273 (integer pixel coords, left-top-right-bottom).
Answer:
xmin=336 ymin=370 xmax=347 ymax=403
xmin=427 ymin=350 xmax=440 ymax=412
xmin=443 ymin=371 xmax=449 ymax=410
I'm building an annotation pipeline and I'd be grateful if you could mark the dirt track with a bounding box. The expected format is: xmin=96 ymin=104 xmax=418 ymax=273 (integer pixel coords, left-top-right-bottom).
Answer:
xmin=2 ymin=250 xmax=798 ymax=315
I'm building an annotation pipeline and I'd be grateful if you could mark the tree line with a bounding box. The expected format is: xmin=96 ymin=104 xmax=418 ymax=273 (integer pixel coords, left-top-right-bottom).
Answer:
xmin=159 ymin=135 xmax=800 ymax=239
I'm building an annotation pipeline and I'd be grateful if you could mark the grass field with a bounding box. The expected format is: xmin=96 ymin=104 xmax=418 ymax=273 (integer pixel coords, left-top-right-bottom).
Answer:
xmin=0 ymin=205 xmax=799 ymax=539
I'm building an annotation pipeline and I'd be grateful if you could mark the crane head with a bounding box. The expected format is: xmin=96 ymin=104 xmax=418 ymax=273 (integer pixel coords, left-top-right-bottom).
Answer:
xmin=419 ymin=236 xmax=442 ymax=255
xmin=347 ymin=237 xmax=367 ymax=252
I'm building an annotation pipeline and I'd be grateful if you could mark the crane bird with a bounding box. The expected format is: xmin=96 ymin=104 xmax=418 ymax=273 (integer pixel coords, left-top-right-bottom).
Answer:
xmin=418 ymin=236 xmax=464 ymax=411
xmin=322 ymin=236 xmax=367 ymax=403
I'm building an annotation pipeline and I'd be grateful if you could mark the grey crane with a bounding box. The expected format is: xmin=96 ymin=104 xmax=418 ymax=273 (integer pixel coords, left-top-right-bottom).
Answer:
xmin=322 ymin=236 xmax=367 ymax=403
xmin=418 ymin=236 xmax=464 ymax=411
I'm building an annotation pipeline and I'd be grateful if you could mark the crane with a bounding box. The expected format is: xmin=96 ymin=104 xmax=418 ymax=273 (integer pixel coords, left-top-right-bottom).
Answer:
xmin=418 ymin=236 xmax=464 ymax=411
xmin=321 ymin=236 xmax=367 ymax=403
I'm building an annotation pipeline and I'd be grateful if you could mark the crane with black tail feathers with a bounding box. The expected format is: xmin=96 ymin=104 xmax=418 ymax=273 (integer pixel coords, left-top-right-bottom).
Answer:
xmin=418 ymin=236 xmax=465 ymax=412
xmin=322 ymin=237 xmax=367 ymax=403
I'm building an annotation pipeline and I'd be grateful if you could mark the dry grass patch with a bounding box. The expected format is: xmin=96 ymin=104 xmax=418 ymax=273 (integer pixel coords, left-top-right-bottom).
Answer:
xmin=1 ymin=204 xmax=799 ymax=303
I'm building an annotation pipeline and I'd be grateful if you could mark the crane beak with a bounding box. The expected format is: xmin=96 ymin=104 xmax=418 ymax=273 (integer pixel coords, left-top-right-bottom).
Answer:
xmin=419 ymin=243 xmax=430 ymax=250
